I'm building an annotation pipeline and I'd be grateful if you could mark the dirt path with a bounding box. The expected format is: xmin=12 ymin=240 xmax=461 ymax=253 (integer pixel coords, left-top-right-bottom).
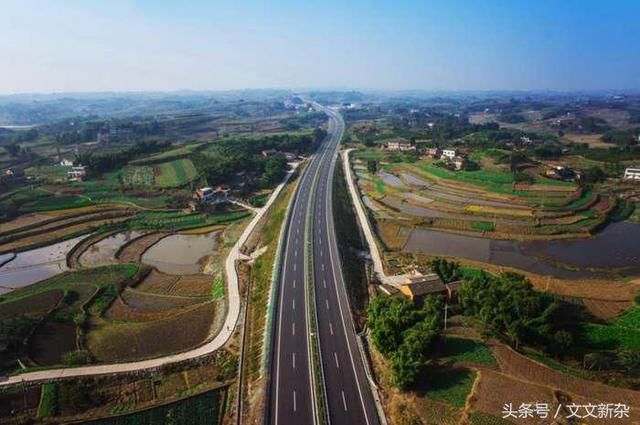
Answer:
xmin=0 ymin=162 xmax=300 ymax=387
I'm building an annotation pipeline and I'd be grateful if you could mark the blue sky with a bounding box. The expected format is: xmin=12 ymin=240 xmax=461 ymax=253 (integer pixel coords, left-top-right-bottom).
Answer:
xmin=0 ymin=0 xmax=638 ymax=93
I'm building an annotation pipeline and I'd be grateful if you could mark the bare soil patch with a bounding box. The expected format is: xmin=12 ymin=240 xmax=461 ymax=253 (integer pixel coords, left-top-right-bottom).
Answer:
xmin=490 ymin=344 xmax=640 ymax=408
xmin=470 ymin=369 xmax=557 ymax=424
xmin=116 ymin=232 xmax=168 ymax=263
xmin=172 ymin=274 xmax=213 ymax=297
xmin=582 ymin=298 xmax=635 ymax=320
xmin=562 ymin=133 xmax=612 ymax=148
xmin=121 ymin=288 xmax=207 ymax=312
xmin=27 ymin=321 xmax=77 ymax=365
xmin=87 ymin=301 xmax=218 ymax=363
xmin=0 ymin=289 xmax=63 ymax=319
xmin=0 ymin=213 xmax=51 ymax=234
xmin=104 ymin=295 xmax=205 ymax=323
xmin=132 ymin=269 xmax=178 ymax=293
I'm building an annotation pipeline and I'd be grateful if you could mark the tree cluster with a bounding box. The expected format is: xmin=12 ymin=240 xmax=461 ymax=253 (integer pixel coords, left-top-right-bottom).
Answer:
xmin=368 ymin=295 xmax=443 ymax=389
xmin=458 ymin=272 xmax=579 ymax=356
xmin=75 ymin=140 xmax=170 ymax=174
xmin=195 ymin=131 xmax=325 ymax=189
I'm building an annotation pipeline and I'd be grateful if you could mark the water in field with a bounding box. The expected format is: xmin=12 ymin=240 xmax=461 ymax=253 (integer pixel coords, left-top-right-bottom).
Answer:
xmin=379 ymin=171 xmax=405 ymax=188
xmin=142 ymin=231 xmax=220 ymax=274
xmin=403 ymin=222 xmax=640 ymax=278
xmin=79 ymin=230 xmax=145 ymax=267
xmin=0 ymin=235 xmax=88 ymax=294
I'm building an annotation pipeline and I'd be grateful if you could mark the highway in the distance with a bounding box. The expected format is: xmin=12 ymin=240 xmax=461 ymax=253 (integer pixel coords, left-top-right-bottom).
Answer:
xmin=267 ymin=101 xmax=380 ymax=425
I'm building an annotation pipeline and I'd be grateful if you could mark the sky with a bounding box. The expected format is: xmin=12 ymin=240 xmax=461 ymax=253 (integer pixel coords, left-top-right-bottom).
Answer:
xmin=0 ymin=0 xmax=639 ymax=94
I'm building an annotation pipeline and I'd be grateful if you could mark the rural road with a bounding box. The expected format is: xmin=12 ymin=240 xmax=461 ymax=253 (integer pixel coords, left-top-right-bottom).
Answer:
xmin=267 ymin=102 xmax=381 ymax=425
xmin=0 ymin=161 xmax=300 ymax=387
xmin=342 ymin=148 xmax=410 ymax=287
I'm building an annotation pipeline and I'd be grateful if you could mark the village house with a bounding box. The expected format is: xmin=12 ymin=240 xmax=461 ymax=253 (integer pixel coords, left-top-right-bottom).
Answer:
xmin=67 ymin=165 xmax=87 ymax=180
xmin=545 ymin=165 xmax=576 ymax=181
xmin=261 ymin=149 xmax=279 ymax=157
xmin=284 ymin=152 xmax=297 ymax=162
xmin=59 ymin=158 xmax=73 ymax=166
xmin=385 ymin=139 xmax=416 ymax=152
xmin=194 ymin=186 xmax=229 ymax=203
xmin=425 ymin=147 xmax=442 ymax=159
xmin=452 ymin=156 xmax=467 ymax=171
xmin=624 ymin=166 xmax=640 ymax=182
xmin=398 ymin=272 xmax=460 ymax=304
xmin=441 ymin=148 xmax=459 ymax=160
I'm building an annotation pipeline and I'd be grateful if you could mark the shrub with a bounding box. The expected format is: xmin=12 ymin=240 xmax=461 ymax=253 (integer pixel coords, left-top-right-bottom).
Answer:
xmin=62 ymin=350 xmax=92 ymax=365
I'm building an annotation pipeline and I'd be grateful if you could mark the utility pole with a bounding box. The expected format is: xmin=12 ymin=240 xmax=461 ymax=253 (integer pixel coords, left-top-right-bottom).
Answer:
xmin=444 ymin=302 xmax=448 ymax=331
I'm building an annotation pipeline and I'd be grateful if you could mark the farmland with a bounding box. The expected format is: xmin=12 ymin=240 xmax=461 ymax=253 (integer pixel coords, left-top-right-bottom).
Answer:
xmin=352 ymin=152 xmax=611 ymax=243
xmin=85 ymin=387 xmax=227 ymax=425
xmin=343 ymin=93 xmax=640 ymax=425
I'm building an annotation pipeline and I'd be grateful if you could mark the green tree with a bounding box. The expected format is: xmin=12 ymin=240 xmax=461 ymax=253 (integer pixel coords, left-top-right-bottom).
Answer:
xmin=367 ymin=160 xmax=378 ymax=174
xmin=617 ymin=350 xmax=640 ymax=373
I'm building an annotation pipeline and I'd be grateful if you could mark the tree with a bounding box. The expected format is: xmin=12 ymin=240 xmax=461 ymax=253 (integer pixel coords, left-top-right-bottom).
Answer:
xmin=429 ymin=258 xmax=462 ymax=283
xmin=5 ymin=143 xmax=21 ymax=156
xmin=617 ymin=350 xmax=640 ymax=373
xmin=551 ymin=330 xmax=573 ymax=358
xmin=261 ymin=155 xmax=287 ymax=187
xmin=367 ymin=160 xmax=377 ymax=174
xmin=582 ymin=166 xmax=606 ymax=184
xmin=368 ymin=296 xmax=418 ymax=356
xmin=368 ymin=295 xmax=443 ymax=389
xmin=583 ymin=352 xmax=609 ymax=371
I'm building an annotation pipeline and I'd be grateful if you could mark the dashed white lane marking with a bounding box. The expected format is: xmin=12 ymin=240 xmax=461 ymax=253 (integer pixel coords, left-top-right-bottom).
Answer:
xmin=320 ymin=250 xmax=323 ymax=257
xmin=334 ymin=352 xmax=340 ymax=368
xmin=321 ymin=263 xmax=324 ymax=271
xmin=292 ymin=352 xmax=296 ymax=369
xmin=326 ymin=299 xmax=330 ymax=310
xmin=295 ymin=249 xmax=298 ymax=257
xmin=329 ymin=322 xmax=334 ymax=335
xmin=292 ymin=279 xmax=296 ymax=288
xmin=293 ymin=390 xmax=297 ymax=412
xmin=293 ymin=263 xmax=297 ymax=271
xmin=341 ymin=390 xmax=348 ymax=411
xmin=292 ymin=298 xmax=295 ymax=310
xmin=323 ymin=279 xmax=326 ymax=288
xmin=292 ymin=322 xmax=295 ymax=336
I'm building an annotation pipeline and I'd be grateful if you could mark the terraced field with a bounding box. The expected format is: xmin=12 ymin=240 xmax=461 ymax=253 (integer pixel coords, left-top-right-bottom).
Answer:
xmin=353 ymin=156 xmax=613 ymax=240
xmin=154 ymin=158 xmax=199 ymax=187
xmin=119 ymin=158 xmax=198 ymax=188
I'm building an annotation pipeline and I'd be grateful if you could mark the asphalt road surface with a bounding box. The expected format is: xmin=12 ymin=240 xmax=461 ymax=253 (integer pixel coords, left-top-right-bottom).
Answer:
xmin=267 ymin=102 xmax=380 ymax=425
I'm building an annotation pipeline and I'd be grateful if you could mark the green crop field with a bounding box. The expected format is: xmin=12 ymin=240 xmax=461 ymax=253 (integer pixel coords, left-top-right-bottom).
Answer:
xmin=155 ymin=159 xmax=199 ymax=187
xmin=471 ymin=221 xmax=495 ymax=232
xmin=25 ymin=165 xmax=71 ymax=181
xmin=129 ymin=210 xmax=250 ymax=231
xmin=129 ymin=143 xmax=203 ymax=165
xmin=375 ymin=178 xmax=385 ymax=194
xmin=211 ymin=276 xmax=225 ymax=300
xmin=440 ymin=336 xmax=497 ymax=368
xmin=426 ymin=367 xmax=476 ymax=408
xmin=583 ymin=307 xmax=640 ymax=350
xmin=415 ymin=161 xmax=574 ymax=194
xmin=85 ymin=387 xmax=226 ymax=425
xmin=121 ymin=166 xmax=154 ymax=187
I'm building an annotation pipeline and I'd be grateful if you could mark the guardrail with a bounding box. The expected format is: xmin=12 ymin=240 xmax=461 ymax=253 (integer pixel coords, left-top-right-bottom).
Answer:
xmin=306 ymin=153 xmax=329 ymax=425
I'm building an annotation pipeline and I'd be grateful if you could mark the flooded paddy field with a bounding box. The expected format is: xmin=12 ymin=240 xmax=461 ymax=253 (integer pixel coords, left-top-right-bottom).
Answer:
xmin=142 ymin=231 xmax=221 ymax=274
xmin=0 ymin=235 xmax=88 ymax=293
xmin=79 ymin=230 xmax=146 ymax=267
xmin=403 ymin=222 xmax=640 ymax=279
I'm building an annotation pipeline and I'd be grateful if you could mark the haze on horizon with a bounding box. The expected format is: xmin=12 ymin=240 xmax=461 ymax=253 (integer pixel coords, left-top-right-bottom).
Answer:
xmin=1 ymin=0 xmax=639 ymax=95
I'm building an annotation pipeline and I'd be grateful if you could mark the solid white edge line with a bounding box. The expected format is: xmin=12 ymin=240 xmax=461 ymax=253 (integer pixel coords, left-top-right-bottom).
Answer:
xmin=324 ymin=111 xmax=372 ymax=425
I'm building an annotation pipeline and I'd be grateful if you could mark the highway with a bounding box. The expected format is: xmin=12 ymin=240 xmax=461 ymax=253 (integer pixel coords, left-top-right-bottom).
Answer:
xmin=267 ymin=102 xmax=380 ymax=425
